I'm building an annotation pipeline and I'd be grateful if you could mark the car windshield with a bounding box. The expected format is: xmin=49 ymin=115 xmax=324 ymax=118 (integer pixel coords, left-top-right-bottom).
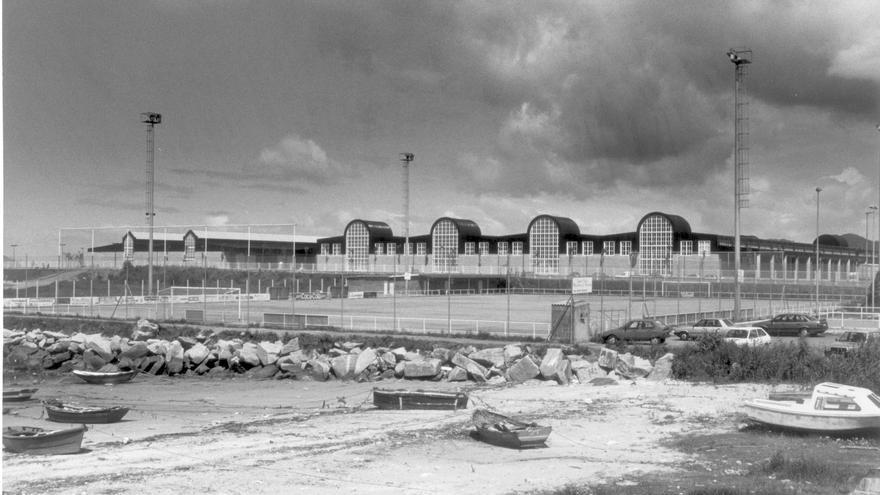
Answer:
xmin=841 ymin=333 xmax=866 ymax=343
xmin=727 ymin=329 xmax=747 ymax=338
xmin=721 ymin=319 xmax=733 ymax=326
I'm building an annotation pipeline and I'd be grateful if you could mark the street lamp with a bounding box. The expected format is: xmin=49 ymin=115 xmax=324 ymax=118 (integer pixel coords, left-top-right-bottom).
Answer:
xmin=9 ymin=244 xmax=17 ymax=268
xmin=142 ymin=112 xmax=162 ymax=298
xmin=727 ymin=47 xmax=752 ymax=321
xmin=815 ymin=187 xmax=822 ymax=315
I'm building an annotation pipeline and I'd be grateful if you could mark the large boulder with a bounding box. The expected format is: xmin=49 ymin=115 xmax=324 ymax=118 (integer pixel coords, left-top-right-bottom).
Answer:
xmin=505 ymin=355 xmax=540 ymax=383
xmin=614 ymin=353 xmax=653 ymax=379
xmin=539 ymin=348 xmax=564 ymax=379
xmin=354 ymin=348 xmax=378 ymax=375
xmin=570 ymin=358 xmax=604 ymax=382
xmin=503 ymin=344 xmax=524 ymax=364
xmin=84 ymin=334 xmax=114 ymax=362
xmin=430 ymin=347 xmax=454 ymax=364
xmin=647 ymin=353 xmax=674 ymax=381
xmin=258 ymin=341 xmax=283 ymax=365
xmin=184 ymin=342 xmax=210 ymax=366
xmin=165 ymin=340 xmax=185 ymax=375
xmin=246 ymin=364 xmax=279 ymax=380
xmin=447 ymin=367 xmax=469 ymax=381
xmin=119 ymin=341 xmax=150 ymax=360
xmin=132 ymin=319 xmax=159 ymax=341
xmin=451 ymin=353 xmax=488 ymax=382
xmin=279 ymin=338 xmax=301 ymax=357
xmin=307 ymin=359 xmax=331 ymax=381
xmin=403 ymin=358 xmax=442 ymax=378
xmin=239 ymin=342 xmax=267 ymax=367
xmin=82 ymin=349 xmax=108 ymax=370
xmin=331 ymin=354 xmax=358 ymax=380
xmin=469 ymin=347 xmax=505 ymax=368
xmin=597 ymin=347 xmax=618 ymax=371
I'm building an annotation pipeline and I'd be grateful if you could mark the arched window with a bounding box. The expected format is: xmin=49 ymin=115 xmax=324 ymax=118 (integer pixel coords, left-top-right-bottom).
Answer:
xmin=346 ymin=222 xmax=369 ymax=271
xmin=639 ymin=214 xmax=673 ymax=275
xmin=432 ymin=219 xmax=458 ymax=273
xmin=530 ymin=217 xmax=559 ymax=275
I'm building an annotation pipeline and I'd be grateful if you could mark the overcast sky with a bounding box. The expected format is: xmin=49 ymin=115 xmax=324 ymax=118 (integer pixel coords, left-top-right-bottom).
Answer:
xmin=4 ymin=1 xmax=880 ymax=258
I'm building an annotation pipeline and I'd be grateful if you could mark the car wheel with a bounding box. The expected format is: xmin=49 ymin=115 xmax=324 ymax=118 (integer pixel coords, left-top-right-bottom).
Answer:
xmin=605 ymin=335 xmax=619 ymax=345
xmin=678 ymin=332 xmax=689 ymax=341
xmin=798 ymin=328 xmax=808 ymax=338
xmin=650 ymin=337 xmax=662 ymax=345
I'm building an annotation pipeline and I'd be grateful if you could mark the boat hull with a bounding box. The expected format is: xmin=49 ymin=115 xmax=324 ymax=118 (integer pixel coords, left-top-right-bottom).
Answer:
xmin=3 ymin=388 xmax=38 ymax=402
xmin=471 ymin=409 xmax=551 ymax=449
xmin=72 ymin=370 xmax=138 ymax=384
xmin=45 ymin=404 xmax=129 ymax=424
xmin=373 ymin=389 xmax=469 ymax=410
xmin=744 ymin=400 xmax=880 ymax=432
xmin=3 ymin=426 xmax=86 ymax=455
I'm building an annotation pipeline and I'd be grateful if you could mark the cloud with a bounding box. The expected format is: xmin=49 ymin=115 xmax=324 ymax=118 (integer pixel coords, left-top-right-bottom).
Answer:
xmin=829 ymin=167 xmax=865 ymax=186
xmin=205 ymin=214 xmax=230 ymax=227
xmin=257 ymin=134 xmax=353 ymax=185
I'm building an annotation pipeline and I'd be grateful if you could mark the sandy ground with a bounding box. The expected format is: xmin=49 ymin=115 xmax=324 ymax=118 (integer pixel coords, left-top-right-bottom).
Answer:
xmin=0 ymin=372 xmax=790 ymax=495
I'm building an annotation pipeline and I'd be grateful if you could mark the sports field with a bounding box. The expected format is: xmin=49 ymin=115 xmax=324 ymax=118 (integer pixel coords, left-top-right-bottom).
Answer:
xmin=35 ymin=292 xmax=821 ymax=339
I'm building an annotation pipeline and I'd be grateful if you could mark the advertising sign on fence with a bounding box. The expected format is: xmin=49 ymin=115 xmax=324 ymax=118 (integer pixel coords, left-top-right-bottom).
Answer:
xmin=572 ymin=277 xmax=593 ymax=295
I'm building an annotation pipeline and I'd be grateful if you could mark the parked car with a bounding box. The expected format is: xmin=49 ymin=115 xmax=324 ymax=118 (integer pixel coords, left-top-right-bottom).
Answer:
xmin=756 ymin=313 xmax=827 ymax=337
xmin=723 ymin=327 xmax=771 ymax=347
xmin=599 ymin=319 xmax=671 ymax=345
xmin=824 ymin=330 xmax=879 ymax=357
xmin=672 ymin=318 xmax=738 ymax=340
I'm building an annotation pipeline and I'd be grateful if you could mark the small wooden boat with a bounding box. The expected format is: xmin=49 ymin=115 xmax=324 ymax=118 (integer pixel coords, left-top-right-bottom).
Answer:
xmin=3 ymin=425 xmax=87 ymax=454
xmin=72 ymin=369 xmax=138 ymax=385
xmin=3 ymin=388 xmax=38 ymax=402
xmin=43 ymin=400 xmax=130 ymax=424
xmin=372 ymin=388 xmax=469 ymax=410
xmin=471 ymin=409 xmax=552 ymax=449
xmin=744 ymin=382 xmax=880 ymax=433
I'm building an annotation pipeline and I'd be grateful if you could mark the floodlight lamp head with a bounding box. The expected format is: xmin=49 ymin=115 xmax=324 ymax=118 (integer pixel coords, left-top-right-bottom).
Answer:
xmin=727 ymin=48 xmax=751 ymax=65
xmin=400 ymin=152 xmax=414 ymax=162
xmin=141 ymin=113 xmax=162 ymax=125
xmin=816 ymin=186 xmax=823 ymax=193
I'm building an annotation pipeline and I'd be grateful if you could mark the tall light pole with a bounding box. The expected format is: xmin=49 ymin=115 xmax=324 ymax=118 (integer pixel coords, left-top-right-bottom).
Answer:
xmin=728 ymin=48 xmax=752 ymax=321
xmin=10 ymin=244 xmax=17 ymax=268
xmin=875 ymin=123 xmax=880 ymax=308
xmin=400 ymin=153 xmax=414 ymax=295
xmin=815 ymin=187 xmax=822 ymax=314
xmin=141 ymin=112 xmax=162 ymax=298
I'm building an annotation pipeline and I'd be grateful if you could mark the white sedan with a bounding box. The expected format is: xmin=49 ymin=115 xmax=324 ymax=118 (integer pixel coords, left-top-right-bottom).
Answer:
xmin=723 ymin=327 xmax=771 ymax=347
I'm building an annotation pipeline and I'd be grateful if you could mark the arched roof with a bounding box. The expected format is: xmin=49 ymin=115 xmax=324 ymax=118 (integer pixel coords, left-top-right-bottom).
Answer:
xmin=816 ymin=234 xmax=847 ymax=247
xmin=429 ymin=217 xmax=482 ymax=239
xmin=344 ymin=219 xmax=394 ymax=242
xmin=526 ymin=215 xmax=580 ymax=239
xmin=636 ymin=212 xmax=692 ymax=235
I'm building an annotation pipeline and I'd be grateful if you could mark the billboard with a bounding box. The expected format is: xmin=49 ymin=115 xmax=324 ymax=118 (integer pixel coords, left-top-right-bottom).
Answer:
xmin=572 ymin=277 xmax=593 ymax=294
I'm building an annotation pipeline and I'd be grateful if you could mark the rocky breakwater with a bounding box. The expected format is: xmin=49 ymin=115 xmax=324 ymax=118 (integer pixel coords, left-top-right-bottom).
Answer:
xmin=3 ymin=321 xmax=675 ymax=384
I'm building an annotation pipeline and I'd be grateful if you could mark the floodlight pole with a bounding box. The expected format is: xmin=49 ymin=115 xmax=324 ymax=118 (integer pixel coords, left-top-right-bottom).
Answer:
xmin=727 ymin=48 xmax=751 ymax=321
xmin=815 ymin=187 xmax=822 ymax=315
xmin=141 ymin=112 xmax=162 ymax=299
xmin=400 ymin=153 xmax=414 ymax=295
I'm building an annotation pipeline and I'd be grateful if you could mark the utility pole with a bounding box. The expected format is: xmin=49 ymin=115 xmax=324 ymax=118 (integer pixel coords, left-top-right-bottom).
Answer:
xmin=141 ymin=112 xmax=162 ymax=298
xmin=727 ymin=48 xmax=752 ymax=321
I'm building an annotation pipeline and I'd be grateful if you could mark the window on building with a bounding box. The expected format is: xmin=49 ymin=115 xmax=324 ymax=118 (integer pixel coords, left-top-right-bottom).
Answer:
xmin=345 ymin=222 xmax=369 ymax=271
xmin=431 ymin=219 xmax=458 ymax=272
xmin=566 ymin=241 xmax=578 ymax=256
xmin=387 ymin=243 xmax=396 ymax=255
xmin=374 ymin=243 xmax=384 ymax=256
xmin=697 ymin=240 xmax=711 ymax=255
xmin=124 ymin=236 xmax=135 ymax=260
xmin=464 ymin=242 xmax=475 ymax=255
xmin=512 ymin=242 xmax=523 ymax=255
xmin=680 ymin=240 xmax=693 ymax=256
xmin=478 ymin=242 xmax=489 ymax=256
xmin=332 ymin=243 xmax=342 ymax=255
xmin=183 ymin=235 xmax=195 ymax=261
xmin=416 ymin=243 xmax=426 ymax=255
xmin=620 ymin=241 xmax=632 ymax=256
xmin=583 ymin=241 xmax=593 ymax=255
xmin=404 ymin=243 xmax=413 ymax=255
xmin=530 ymin=217 xmax=560 ymax=275
xmin=603 ymin=241 xmax=616 ymax=256
xmin=638 ymin=214 xmax=673 ymax=276
xmin=320 ymin=243 xmax=330 ymax=255
xmin=498 ymin=242 xmax=509 ymax=256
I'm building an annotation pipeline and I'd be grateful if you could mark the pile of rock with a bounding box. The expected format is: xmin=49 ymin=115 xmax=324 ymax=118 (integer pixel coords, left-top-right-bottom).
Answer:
xmin=3 ymin=322 xmax=674 ymax=384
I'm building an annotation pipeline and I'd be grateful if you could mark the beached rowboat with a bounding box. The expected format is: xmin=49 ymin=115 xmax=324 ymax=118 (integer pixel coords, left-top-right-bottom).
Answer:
xmin=744 ymin=382 xmax=880 ymax=433
xmin=372 ymin=388 xmax=469 ymax=410
xmin=3 ymin=425 xmax=87 ymax=454
xmin=43 ymin=400 xmax=130 ymax=424
xmin=3 ymin=388 xmax=38 ymax=402
xmin=471 ymin=409 xmax=552 ymax=449
xmin=72 ymin=369 xmax=138 ymax=385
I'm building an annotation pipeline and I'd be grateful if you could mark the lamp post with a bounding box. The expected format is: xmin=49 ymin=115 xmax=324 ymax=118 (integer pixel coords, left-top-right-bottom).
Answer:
xmin=727 ymin=48 xmax=752 ymax=321
xmin=10 ymin=244 xmax=17 ymax=268
xmin=815 ymin=187 xmax=822 ymax=315
xmin=141 ymin=112 xmax=162 ymax=299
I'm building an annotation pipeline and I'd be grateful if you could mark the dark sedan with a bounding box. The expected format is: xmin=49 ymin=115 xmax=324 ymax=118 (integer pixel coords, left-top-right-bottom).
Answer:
xmin=599 ymin=319 xmax=671 ymax=345
xmin=756 ymin=313 xmax=827 ymax=337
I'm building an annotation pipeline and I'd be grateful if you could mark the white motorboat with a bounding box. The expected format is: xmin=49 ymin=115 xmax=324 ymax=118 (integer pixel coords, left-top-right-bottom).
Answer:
xmin=744 ymin=382 xmax=880 ymax=433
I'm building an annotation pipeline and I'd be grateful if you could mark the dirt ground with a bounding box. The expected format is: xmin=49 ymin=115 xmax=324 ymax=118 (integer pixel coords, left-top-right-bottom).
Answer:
xmin=1 ymin=372 xmax=795 ymax=495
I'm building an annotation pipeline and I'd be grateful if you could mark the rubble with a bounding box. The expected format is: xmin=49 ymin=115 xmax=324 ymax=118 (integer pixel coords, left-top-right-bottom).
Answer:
xmin=2 ymin=325 xmax=676 ymax=385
